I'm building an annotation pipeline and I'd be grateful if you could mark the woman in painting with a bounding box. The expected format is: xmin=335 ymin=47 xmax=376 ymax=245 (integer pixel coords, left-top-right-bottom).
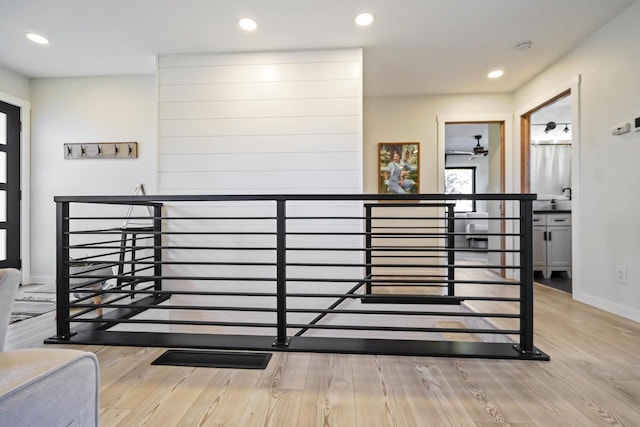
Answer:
xmin=385 ymin=150 xmax=414 ymax=194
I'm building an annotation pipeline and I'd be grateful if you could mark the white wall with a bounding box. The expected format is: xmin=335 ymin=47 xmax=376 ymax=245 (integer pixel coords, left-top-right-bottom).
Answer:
xmin=514 ymin=1 xmax=640 ymax=321
xmin=363 ymin=94 xmax=513 ymax=194
xmin=157 ymin=49 xmax=362 ymax=195
xmin=29 ymin=75 xmax=157 ymax=282
xmin=0 ymin=64 xmax=29 ymax=101
xmin=154 ymin=50 xmax=364 ymax=331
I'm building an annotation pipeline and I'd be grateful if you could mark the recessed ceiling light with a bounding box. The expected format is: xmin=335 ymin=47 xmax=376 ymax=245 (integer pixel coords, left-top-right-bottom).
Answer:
xmin=238 ymin=18 xmax=257 ymax=31
xmin=488 ymin=69 xmax=504 ymax=79
xmin=26 ymin=32 xmax=49 ymax=45
xmin=355 ymin=13 xmax=374 ymax=26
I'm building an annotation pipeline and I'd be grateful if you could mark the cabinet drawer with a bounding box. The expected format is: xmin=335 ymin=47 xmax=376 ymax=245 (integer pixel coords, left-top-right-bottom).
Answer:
xmin=532 ymin=214 xmax=546 ymax=226
xmin=547 ymin=213 xmax=571 ymax=226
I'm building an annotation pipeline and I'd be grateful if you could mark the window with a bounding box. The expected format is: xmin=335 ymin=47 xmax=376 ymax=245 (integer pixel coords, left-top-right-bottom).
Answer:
xmin=445 ymin=167 xmax=476 ymax=212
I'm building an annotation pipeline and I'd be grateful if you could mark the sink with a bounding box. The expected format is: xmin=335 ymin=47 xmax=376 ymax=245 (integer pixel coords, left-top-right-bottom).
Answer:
xmin=533 ymin=199 xmax=571 ymax=211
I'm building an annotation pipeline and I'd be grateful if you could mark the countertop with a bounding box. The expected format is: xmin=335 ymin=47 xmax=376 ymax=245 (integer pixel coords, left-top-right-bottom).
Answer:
xmin=533 ymin=210 xmax=571 ymax=214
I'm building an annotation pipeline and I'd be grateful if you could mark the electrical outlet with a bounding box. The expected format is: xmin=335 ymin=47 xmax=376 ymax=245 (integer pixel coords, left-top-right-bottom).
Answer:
xmin=616 ymin=265 xmax=627 ymax=284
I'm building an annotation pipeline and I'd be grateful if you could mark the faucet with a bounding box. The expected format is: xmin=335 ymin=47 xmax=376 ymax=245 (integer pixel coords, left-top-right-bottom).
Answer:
xmin=562 ymin=187 xmax=572 ymax=200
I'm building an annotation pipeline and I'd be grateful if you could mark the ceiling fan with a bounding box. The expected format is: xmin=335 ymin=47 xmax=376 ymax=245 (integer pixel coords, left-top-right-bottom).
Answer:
xmin=446 ymin=135 xmax=489 ymax=159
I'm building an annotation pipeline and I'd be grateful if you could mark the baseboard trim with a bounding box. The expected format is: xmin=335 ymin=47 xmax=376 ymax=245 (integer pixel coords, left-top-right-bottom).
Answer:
xmin=573 ymin=291 xmax=640 ymax=323
xmin=27 ymin=275 xmax=55 ymax=285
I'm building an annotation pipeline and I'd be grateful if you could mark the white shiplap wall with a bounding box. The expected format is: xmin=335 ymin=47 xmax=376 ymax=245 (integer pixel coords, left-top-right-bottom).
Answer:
xmin=157 ymin=49 xmax=362 ymax=194
xmin=154 ymin=50 xmax=363 ymax=334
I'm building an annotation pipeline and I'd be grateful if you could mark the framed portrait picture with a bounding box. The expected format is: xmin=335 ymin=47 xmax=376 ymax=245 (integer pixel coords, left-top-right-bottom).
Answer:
xmin=378 ymin=143 xmax=420 ymax=194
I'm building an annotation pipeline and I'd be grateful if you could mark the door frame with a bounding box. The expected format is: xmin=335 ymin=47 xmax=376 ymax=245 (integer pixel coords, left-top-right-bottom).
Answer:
xmin=520 ymin=88 xmax=571 ymax=193
xmin=0 ymin=91 xmax=31 ymax=283
xmin=437 ymin=114 xmax=512 ymax=277
xmin=516 ymin=75 xmax=581 ymax=295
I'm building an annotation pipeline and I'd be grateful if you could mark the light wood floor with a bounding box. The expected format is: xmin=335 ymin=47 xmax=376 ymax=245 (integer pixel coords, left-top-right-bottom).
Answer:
xmin=6 ymin=284 xmax=640 ymax=426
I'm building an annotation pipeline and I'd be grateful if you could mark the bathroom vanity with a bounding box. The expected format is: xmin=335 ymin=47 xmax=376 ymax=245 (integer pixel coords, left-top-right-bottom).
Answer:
xmin=532 ymin=210 xmax=572 ymax=279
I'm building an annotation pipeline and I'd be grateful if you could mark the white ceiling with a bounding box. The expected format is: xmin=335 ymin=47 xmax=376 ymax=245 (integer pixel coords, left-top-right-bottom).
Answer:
xmin=0 ymin=0 xmax=635 ymax=96
xmin=446 ymin=124 xmax=490 ymax=154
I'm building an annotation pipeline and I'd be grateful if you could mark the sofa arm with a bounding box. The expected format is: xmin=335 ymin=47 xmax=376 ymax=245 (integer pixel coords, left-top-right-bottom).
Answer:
xmin=0 ymin=348 xmax=99 ymax=427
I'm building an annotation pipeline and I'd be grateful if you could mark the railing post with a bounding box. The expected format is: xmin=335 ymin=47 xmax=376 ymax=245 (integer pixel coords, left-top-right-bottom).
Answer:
xmin=54 ymin=200 xmax=73 ymax=339
xmin=153 ymin=204 xmax=163 ymax=296
xmin=517 ymin=199 xmax=536 ymax=354
xmin=273 ymin=199 xmax=290 ymax=347
xmin=447 ymin=204 xmax=456 ymax=296
xmin=365 ymin=204 xmax=372 ymax=293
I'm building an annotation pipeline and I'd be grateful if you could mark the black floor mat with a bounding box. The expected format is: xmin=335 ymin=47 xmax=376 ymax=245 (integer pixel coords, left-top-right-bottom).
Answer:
xmin=151 ymin=349 xmax=272 ymax=369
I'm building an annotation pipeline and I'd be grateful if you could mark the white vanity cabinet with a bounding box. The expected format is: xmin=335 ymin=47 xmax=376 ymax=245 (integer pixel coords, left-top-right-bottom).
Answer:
xmin=533 ymin=213 xmax=572 ymax=279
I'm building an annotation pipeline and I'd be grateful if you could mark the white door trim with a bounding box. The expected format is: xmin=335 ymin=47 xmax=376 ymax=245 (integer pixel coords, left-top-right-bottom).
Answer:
xmin=515 ymin=75 xmax=581 ymax=297
xmin=436 ymin=113 xmax=514 ymax=194
xmin=436 ymin=113 xmax=514 ymax=277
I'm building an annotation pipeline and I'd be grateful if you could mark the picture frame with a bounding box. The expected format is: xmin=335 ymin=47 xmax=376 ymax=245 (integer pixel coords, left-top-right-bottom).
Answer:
xmin=378 ymin=142 xmax=420 ymax=194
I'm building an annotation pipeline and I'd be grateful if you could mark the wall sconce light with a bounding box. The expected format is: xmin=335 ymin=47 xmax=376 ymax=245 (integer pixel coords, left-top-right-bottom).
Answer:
xmin=543 ymin=121 xmax=556 ymax=133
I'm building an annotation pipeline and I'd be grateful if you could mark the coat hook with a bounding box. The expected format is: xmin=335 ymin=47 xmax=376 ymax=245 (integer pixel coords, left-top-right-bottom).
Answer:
xmin=63 ymin=142 xmax=136 ymax=159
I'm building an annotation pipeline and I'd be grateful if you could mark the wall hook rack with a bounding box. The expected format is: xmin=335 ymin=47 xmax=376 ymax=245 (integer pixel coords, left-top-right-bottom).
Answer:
xmin=64 ymin=142 xmax=138 ymax=159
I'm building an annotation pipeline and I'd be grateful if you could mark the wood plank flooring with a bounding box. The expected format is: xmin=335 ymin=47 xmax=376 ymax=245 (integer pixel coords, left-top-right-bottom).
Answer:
xmin=6 ymin=284 xmax=640 ymax=426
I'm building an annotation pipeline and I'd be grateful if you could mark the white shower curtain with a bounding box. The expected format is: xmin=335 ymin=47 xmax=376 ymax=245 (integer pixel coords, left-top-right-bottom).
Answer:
xmin=530 ymin=144 xmax=571 ymax=199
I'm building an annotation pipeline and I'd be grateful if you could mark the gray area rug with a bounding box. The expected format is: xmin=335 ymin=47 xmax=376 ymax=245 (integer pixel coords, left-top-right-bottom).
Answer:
xmin=9 ymin=283 xmax=56 ymax=324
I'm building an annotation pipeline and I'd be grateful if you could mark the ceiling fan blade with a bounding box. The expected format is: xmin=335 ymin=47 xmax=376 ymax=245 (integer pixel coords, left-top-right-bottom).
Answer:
xmin=446 ymin=150 xmax=473 ymax=155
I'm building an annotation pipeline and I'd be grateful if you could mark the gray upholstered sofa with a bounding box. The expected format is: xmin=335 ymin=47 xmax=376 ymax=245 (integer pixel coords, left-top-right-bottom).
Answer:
xmin=0 ymin=268 xmax=100 ymax=427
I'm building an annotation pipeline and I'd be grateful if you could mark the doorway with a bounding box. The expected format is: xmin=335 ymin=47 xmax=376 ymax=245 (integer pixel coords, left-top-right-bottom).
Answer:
xmin=521 ymin=91 xmax=573 ymax=293
xmin=0 ymin=100 xmax=21 ymax=270
xmin=444 ymin=122 xmax=505 ymax=271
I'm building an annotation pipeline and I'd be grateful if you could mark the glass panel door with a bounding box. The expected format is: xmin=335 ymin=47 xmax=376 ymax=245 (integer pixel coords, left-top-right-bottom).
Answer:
xmin=0 ymin=100 xmax=20 ymax=268
xmin=0 ymin=111 xmax=5 ymax=262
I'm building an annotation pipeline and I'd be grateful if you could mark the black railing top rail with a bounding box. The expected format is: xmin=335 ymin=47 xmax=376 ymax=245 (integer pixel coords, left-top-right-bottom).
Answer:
xmin=66 ymin=216 xmax=277 ymax=221
xmin=55 ymin=193 xmax=537 ymax=203
xmin=64 ymin=215 xmax=524 ymax=222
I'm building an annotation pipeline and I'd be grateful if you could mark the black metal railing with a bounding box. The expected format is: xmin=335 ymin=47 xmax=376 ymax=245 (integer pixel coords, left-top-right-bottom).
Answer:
xmin=47 ymin=193 xmax=548 ymax=360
